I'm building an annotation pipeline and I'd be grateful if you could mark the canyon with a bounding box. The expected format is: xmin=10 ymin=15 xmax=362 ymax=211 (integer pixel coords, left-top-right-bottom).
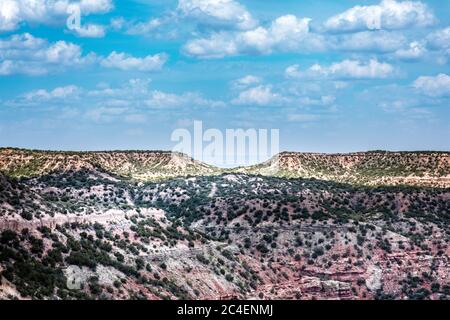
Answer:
xmin=0 ymin=148 xmax=449 ymax=300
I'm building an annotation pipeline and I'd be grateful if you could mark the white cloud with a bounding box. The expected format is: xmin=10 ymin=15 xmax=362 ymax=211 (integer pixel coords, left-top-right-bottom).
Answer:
xmin=0 ymin=0 xmax=20 ymax=31
xmin=24 ymin=85 xmax=80 ymax=101
xmin=113 ymin=0 xmax=256 ymax=38
xmin=184 ymin=14 xmax=323 ymax=58
xmin=378 ymin=98 xmax=435 ymax=119
xmin=113 ymin=16 xmax=175 ymax=37
xmin=8 ymin=78 xmax=226 ymax=121
xmin=0 ymin=33 xmax=169 ymax=75
xmin=0 ymin=61 xmax=15 ymax=75
xmin=125 ymin=18 xmax=163 ymax=35
xmin=183 ymin=32 xmax=238 ymax=58
xmin=336 ymin=30 xmax=406 ymax=53
xmin=305 ymin=95 xmax=335 ymax=106
xmin=324 ymin=0 xmax=435 ymax=33
xmin=413 ymin=74 xmax=450 ymax=97
xmin=85 ymin=106 xmax=128 ymax=122
xmin=87 ymin=78 xmax=152 ymax=98
xmin=19 ymin=78 xmax=223 ymax=108
xmin=145 ymin=90 xmax=224 ymax=108
xmin=286 ymin=59 xmax=395 ymax=80
xmin=113 ymin=0 xmax=255 ymax=38
xmin=427 ymin=27 xmax=450 ymax=50
xmin=177 ymin=0 xmax=257 ymax=30
xmin=0 ymin=33 xmax=95 ymax=75
xmin=0 ymin=31 xmax=46 ymax=49
xmin=231 ymin=76 xmax=340 ymax=108
xmin=394 ymin=41 xmax=426 ymax=60
xmin=231 ymin=75 xmax=261 ymax=89
xmin=232 ymin=85 xmax=287 ymax=106
xmin=78 ymin=0 xmax=113 ymax=14
xmin=270 ymin=15 xmax=310 ymax=44
xmin=285 ymin=64 xmax=302 ymax=79
xmin=73 ymin=23 xmax=106 ymax=38
xmin=43 ymin=41 xmax=88 ymax=64
xmin=5 ymin=85 xmax=81 ymax=107
xmin=0 ymin=0 xmax=113 ymax=32
xmin=425 ymin=27 xmax=450 ymax=63
xmin=110 ymin=17 xmax=125 ymax=30
xmin=379 ymin=99 xmax=411 ymax=112
xmin=100 ymin=52 xmax=168 ymax=72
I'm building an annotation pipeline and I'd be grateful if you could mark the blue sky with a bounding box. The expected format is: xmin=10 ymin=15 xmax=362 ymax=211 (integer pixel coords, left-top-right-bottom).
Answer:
xmin=0 ymin=0 xmax=449 ymax=154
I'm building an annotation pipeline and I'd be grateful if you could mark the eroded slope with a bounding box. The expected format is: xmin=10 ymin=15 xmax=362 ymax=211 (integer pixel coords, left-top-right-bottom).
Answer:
xmin=1 ymin=171 xmax=448 ymax=300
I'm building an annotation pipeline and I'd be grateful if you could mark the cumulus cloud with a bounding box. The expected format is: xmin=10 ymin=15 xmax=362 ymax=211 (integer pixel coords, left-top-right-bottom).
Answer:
xmin=85 ymin=106 xmax=128 ymax=122
xmin=394 ymin=41 xmax=427 ymax=60
xmin=423 ymin=27 xmax=450 ymax=63
xmin=72 ymin=23 xmax=106 ymax=38
xmin=427 ymin=27 xmax=450 ymax=50
xmin=5 ymin=85 xmax=81 ymax=107
xmin=413 ymin=74 xmax=450 ymax=97
xmin=100 ymin=52 xmax=168 ymax=72
xmin=124 ymin=18 xmax=164 ymax=35
xmin=77 ymin=0 xmax=113 ymax=14
xmin=110 ymin=14 xmax=180 ymax=38
xmin=7 ymin=78 xmax=226 ymax=124
xmin=0 ymin=33 xmax=170 ymax=75
xmin=0 ymin=0 xmax=20 ymax=31
xmin=231 ymin=85 xmax=288 ymax=106
xmin=183 ymin=32 xmax=237 ymax=58
xmin=184 ymin=14 xmax=323 ymax=58
xmin=335 ymin=30 xmax=406 ymax=53
xmin=177 ymin=0 xmax=257 ymax=30
xmin=0 ymin=0 xmax=113 ymax=32
xmin=299 ymin=96 xmax=336 ymax=106
xmin=0 ymin=33 xmax=95 ymax=75
xmin=230 ymin=76 xmax=340 ymax=108
xmin=324 ymin=0 xmax=435 ymax=33
xmin=146 ymin=90 xmax=225 ymax=108
xmin=24 ymin=85 xmax=80 ymax=101
xmin=13 ymin=78 xmax=224 ymax=109
xmin=286 ymin=59 xmax=395 ymax=80
xmin=113 ymin=0 xmax=256 ymax=39
xmin=231 ymin=75 xmax=261 ymax=89
xmin=284 ymin=65 xmax=303 ymax=79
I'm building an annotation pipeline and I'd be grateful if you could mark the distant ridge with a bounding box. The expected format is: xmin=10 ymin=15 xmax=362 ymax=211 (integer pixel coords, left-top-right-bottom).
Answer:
xmin=0 ymin=148 xmax=218 ymax=181
xmin=238 ymin=151 xmax=450 ymax=188
xmin=0 ymin=148 xmax=449 ymax=186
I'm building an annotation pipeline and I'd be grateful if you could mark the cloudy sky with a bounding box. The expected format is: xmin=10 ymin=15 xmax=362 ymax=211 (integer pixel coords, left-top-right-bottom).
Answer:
xmin=0 ymin=0 xmax=449 ymax=154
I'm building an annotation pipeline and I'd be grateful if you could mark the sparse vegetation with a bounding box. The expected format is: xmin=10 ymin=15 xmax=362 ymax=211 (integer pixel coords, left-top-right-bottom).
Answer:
xmin=0 ymin=149 xmax=448 ymax=300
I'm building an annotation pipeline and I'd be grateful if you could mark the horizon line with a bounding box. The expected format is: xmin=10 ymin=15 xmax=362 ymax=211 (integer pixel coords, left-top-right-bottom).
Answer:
xmin=1 ymin=146 xmax=449 ymax=155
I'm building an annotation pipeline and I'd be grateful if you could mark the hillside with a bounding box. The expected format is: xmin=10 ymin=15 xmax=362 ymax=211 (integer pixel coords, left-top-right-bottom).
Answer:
xmin=0 ymin=148 xmax=218 ymax=181
xmin=238 ymin=151 xmax=450 ymax=188
xmin=1 ymin=149 xmax=449 ymax=187
xmin=0 ymin=173 xmax=448 ymax=300
xmin=0 ymin=149 xmax=449 ymax=300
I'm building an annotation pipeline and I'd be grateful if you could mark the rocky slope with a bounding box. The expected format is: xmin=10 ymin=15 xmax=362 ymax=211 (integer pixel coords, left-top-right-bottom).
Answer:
xmin=0 ymin=149 xmax=449 ymax=300
xmin=2 ymin=148 xmax=449 ymax=187
xmin=0 ymin=171 xmax=449 ymax=300
xmin=0 ymin=148 xmax=218 ymax=181
xmin=239 ymin=151 xmax=450 ymax=188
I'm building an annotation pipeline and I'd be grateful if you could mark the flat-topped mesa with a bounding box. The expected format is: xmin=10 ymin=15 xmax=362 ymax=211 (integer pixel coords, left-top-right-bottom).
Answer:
xmin=0 ymin=148 xmax=218 ymax=181
xmin=240 ymin=151 xmax=450 ymax=188
xmin=1 ymin=148 xmax=449 ymax=186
